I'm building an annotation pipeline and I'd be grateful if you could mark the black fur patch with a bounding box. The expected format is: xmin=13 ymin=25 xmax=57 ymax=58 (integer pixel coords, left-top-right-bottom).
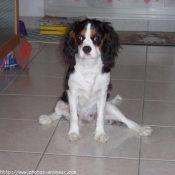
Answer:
xmin=106 ymin=83 xmax=112 ymax=101
xmin=60 ymin=66 xmax=75 ymax=104
xmin=102 ymin=66 xmax=111 ymax=74
xmin=60 ymin=91 xmax=68 ymax=103
xmin=64 ymin=66 xmax=75 ymax=90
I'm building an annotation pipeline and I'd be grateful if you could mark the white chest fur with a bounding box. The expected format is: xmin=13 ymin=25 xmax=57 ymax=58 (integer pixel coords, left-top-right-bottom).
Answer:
xmin=68 ymin=56 xmax=110 ymax=118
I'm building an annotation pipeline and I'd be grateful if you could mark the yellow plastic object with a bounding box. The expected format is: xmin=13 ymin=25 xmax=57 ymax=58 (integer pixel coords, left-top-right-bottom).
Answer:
xmin=40 ymin=26 xmax=69 ymax=35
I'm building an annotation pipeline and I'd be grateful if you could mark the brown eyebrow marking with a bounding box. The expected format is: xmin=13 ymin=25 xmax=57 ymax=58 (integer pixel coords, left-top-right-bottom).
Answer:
xmin=70 ymin=31 xmax=78 ymax=45
xmin=90 ymin=30 xmax=96 ymax=37
xmin=80 ymin=30 xmax=87 ymax=37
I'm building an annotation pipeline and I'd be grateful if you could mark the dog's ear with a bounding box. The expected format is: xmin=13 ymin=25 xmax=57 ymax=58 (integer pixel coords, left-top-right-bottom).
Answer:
xmin=62 ymin=21 xmax=79 ymax=66
xmin=101 ymin=22 xmax=121 ymax=69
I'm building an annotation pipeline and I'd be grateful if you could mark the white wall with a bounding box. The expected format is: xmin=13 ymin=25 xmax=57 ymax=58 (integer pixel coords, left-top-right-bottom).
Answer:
xmin=45 ymin=0 xmax=175 ymax=20
xmin=44 ymin=0 xmax=175 ymax=32
xmin=19 ymin=0 xmax=44 ymax=17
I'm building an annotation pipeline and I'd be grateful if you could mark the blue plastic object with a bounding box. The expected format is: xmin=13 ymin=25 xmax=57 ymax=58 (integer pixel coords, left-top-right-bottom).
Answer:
xmin=19 ymin=20 xmax=27 ymax=36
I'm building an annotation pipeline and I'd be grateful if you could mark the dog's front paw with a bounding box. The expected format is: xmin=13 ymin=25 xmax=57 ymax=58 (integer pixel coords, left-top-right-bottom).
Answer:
xmin=138 ymin=126 xmax=153 ymax=137
xmin=39 ymin=115 xmax=52 ymax=125
xmin=94 ymin=133 xmax=109 ymax=143
xmin=67 ymin=132 xmax=81 ymax=142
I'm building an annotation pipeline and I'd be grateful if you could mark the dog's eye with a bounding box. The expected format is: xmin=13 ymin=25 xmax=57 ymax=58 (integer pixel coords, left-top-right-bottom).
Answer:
xmin=93 ymin=36 xmax=100 ymax=42
xmin=77 ymin=35 xmax=84 ymax=42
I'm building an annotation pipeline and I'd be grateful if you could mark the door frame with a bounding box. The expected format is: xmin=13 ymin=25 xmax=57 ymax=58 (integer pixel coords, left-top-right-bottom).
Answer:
xmin=0 ymin=0 xmax=19 ymax=60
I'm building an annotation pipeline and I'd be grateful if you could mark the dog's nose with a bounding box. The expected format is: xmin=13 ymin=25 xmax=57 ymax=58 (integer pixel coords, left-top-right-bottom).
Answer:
xmin=83 ymin=46 xmax=92 ymax=54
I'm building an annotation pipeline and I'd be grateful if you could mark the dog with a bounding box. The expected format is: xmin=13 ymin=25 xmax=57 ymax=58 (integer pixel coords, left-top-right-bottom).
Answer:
xmin=39 ymin=19 xmax=152 ymax=143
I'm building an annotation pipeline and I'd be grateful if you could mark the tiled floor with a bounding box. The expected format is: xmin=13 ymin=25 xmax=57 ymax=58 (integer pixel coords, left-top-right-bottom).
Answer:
xmin=0 ymin=43 xmax=175 ymax=175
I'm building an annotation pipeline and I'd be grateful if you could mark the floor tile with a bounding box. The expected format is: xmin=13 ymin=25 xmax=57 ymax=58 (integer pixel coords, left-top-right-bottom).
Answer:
xmin=0 ymin=67 xmax=21 ymax=76
xmin=46 ymin=121 xmax=140 ymax=159
xmin=121 ymin=45 xmax=147 ymax=53
xmin=0 ymin=120 xmax=57 ymax=152
xmin=147 ymin=53 xmax=175 ymax=66
xmin=141 ymin=126 xmax=175 ymax=160
xmin=117 ymin=99 xmax=143 ymax=124
xmin=38 ymin=154 xmax=138 ymax=175
xmin=0 ymin=75 xmax=16 ymax=93
xmin=146 ymin=66 xmax=175 ymax=82
xmin=111 ymin=65 xmax=145 ymax=80
xmin=29 ymin=42 xmax=46 ymax=49
xmin=110 ymin=80 xmax=144 ymax=100
xmin=145 ymin=81 xmax=175 ymax=101
xmin=33 ymin=48 xmax=62 ymax=62
xmin=2 ymin=43 xmax=175 ymax=175
xmin=140 ymin=160 xmax=175 ymax=175
xmin=148 ymin=46 xmax=175 ymax=54
xmin=0 ymin=95 xmax=58 ymax=120
xmin=44 ymin=43 xmax=60 ymax=49
xmin=3 ymin=76 xmax=64 ymax=96
xmin=116 ymin=52 xmax=146 ymax=65
xmin=143 ymin=101 xmax=175 ymax=126
xmin=0 ymin=152 xmax=41 ymax=171
xmin=20 ymin=61 xmax=67 ymax=78
xmin=29 ymin=48 xmax=42 ymax=62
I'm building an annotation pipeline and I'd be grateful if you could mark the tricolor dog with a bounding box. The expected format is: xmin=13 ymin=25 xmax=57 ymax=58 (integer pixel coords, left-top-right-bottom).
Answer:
xmin=39 ymin=19 xmax=152 ymax=143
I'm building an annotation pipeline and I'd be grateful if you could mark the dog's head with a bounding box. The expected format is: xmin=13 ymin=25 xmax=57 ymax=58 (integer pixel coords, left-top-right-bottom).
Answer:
xmin=62 ymin=19 xmax=121 ymax=69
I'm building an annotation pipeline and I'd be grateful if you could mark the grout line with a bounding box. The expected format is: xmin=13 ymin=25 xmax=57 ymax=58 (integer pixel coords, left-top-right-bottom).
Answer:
xmin=140 ymin=158 xmax=175 ymax=162
xmin=7 ymin=93 xmax=175 ymax=103
xmin=141 ymin=46 xmax=148 ymax=125
xmin=0 ymin=118 xmax=38 ymax=122
xmin=144 ymin=99 xmax=175 ymax=103
xmin=111 ymin=78 xmax=144 ymax=81
xmin=6 ymin=93 xmax=171 ymax=102
xmin=43 ymin=152 xmax=139 ymax=160
xmin=146 ymin=64 xmax=175 ymax=67
xmin=1 ymin=118 xmax=174 ymax=128
xmin=30 ymin=61 xmax=61 ymax=63
xmin=115 ymin=64 xmax=146 ymax=66
xmin=34 ymin=120 xmax=60 ymax=172
xmin=145 ymin=79 xmax=175 ymax=83
xmin=138 ymin=45 xmax=149 ymax=175
xmin=0 ymin=150 xmax=42 ymax=154
xmin=1 ymin=94 xmax=60 ymax=98
xmin=145 ymin=125 xmax=175 ymax=128
xmin=16 ymin=75 xmax=64 ymax=79
xmin=138 ymin=137 xmax=142 ymax=175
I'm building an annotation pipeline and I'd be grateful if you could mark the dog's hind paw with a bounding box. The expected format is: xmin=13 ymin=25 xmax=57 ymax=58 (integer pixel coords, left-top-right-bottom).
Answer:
xmin=137 ymin=126 xmax=153 ymax=137
xmin=94 ymin=133 xmax=109 ymax=143
xmin=67 ymin=132 xmax=81 ymax=142
xmin=39 ymin=115 xmax=52 ymax=125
